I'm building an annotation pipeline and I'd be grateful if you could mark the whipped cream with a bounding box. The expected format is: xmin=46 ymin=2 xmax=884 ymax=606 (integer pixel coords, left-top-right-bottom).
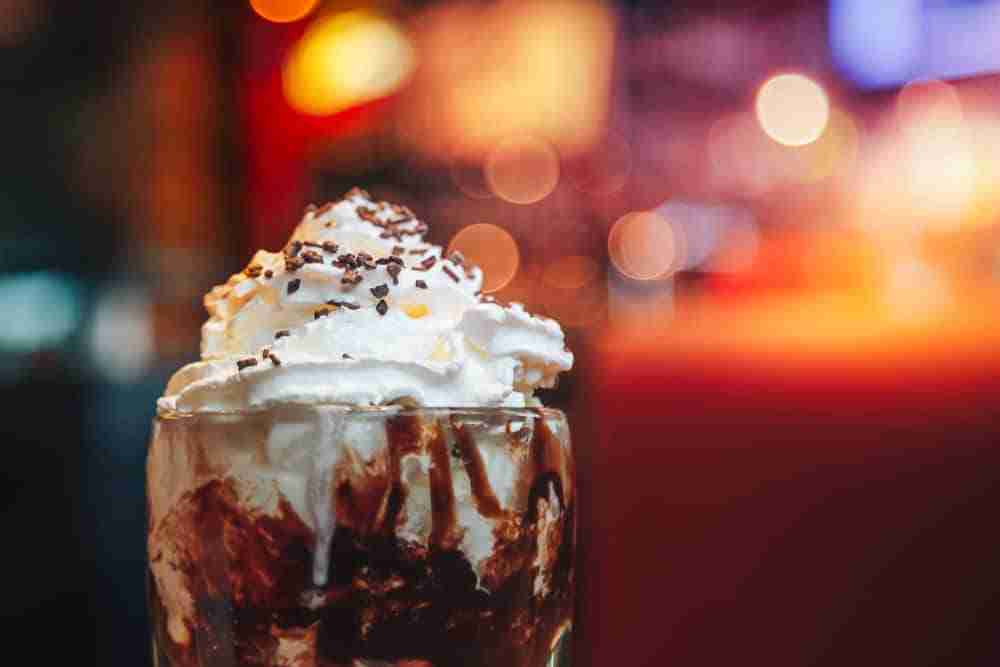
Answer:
xmin=158 ymin=188 xmax=573 ymax=413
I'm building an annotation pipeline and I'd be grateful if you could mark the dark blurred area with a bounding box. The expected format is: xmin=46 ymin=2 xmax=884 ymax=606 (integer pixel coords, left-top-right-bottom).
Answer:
xmin=3 ymin=0 xmax=999 ymax=664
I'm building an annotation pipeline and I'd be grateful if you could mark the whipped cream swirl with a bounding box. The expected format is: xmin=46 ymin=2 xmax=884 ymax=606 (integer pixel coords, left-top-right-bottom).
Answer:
xmin=158 ymin=189 xmax=573 ymax=413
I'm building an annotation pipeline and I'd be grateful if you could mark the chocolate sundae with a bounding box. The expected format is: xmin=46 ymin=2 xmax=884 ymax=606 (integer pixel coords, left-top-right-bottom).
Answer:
xmin=148 ymin=189 xmax=576 ymax=667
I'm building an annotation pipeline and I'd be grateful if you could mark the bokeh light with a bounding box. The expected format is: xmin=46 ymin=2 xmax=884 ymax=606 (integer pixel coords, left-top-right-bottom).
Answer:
xmin=397 ymin=0 xmax=614 ymax=159
xmin=608 ymin=211 xmax=680 ymax=281
xmin=283 ymin=10 xmax=415 ymax=116
xmin=250 ymin=0 xmax=318 ymax=24
xmin=485 ymin=136 xmax=560 ymax=204
xmin=542 ymin=255 xmax=602 ymax=290
xmin=756 ymin=73 xmax=830 ymax=147
xmin=567 ymin=132 xmax=632 ymax=196
xmin=792 ymin=108 xmax=861 ymax=184
xmin=896 ymin=80 xmax=976 ymax=226
xmin=447 ymin=224 xmax=520 ymax=293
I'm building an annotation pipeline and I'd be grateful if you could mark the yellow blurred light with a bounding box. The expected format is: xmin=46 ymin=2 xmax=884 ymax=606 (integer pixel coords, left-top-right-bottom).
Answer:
xmin=250 ymin=0 xmax=318 ymax=23
xmin=608 ymin=211 xmax=679 ymax=281
xmin=792 ymin=108 xmax=860 ymax=184
xmin=485 ymin=136 xmax=560 ymax=204
xmin=542 ymin=255 xmax=601 ymax=290
xmin=447 ymin=224 xmax=520 ymax=293
xmin=756 ymin=74 xmax=830 ymax=147
xmin=283 ymin=10 xmax=415 ymax=116
xmin=894 ymin=80 xmax=976 ymax=227
xmin=399 ymin=0 xmax=615 ymax=159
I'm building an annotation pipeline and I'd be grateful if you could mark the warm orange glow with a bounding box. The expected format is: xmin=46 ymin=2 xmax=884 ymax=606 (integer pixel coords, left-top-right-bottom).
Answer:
xmin=448 ymin=224 xmax=520 ymax=293
xmin=485 ymin=136 xmax=560 ymax=205
xmin=283 ymin=10 xmax=415 ymax=116
xmin=608 ymin=211 xmax=679 ymax=281
xmin=792 ymin=108 xmax=860 ymax=184
xmin=250 ymin=0 xmax=318 ymax=23
xmin=542 ymin=255 xmax=601 ymax=290
xmin=542 ymin=283 xmax=607 ymax=328
xmin=895 ymin=81 xmax=976 ymax=226
xmin=398 ymin=0 xmax=615 ymax=159
xmin=756 ymin=74 xmax=830 ymax=147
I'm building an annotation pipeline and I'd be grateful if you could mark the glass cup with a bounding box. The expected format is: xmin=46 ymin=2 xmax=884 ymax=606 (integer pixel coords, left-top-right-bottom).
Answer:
xmin=147 ymin=406 xmax=576 ymax=667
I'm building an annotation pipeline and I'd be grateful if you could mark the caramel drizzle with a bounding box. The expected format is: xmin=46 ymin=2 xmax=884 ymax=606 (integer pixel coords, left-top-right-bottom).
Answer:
xmin=450 ymin=418 xmax=504 ymax=519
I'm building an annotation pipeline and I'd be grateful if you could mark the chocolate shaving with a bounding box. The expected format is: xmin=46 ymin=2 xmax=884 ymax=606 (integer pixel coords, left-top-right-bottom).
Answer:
xmin=415 ymin=280 xmax=428 ymax=289
xmin=236 ymin=358 xmax=258 ymax=371
xmin=357 ymin=206 xmax=379 ymax=223
xmin=301 ymin=250 xmax=323 ymax=264
xmin=342 ymin=353 xmax=353 ymax=360
xmin=357 ymin=252 xmax=376 ymax=270
xmin=314 ymin=308 xmax=332 ymax=319
xmin=264 ymin=270 xmax=273 ymax=279
xmin=275 ymin=329 xmax=291 ymax=339
xmin=392 ymin=246 xmax=405 ymax=256
xmin=414 ymin=256 xmax=436 ymax=271
xmin=327 ymin=299 xmax=360 ymax=310
xmin=244 ymin=265 xmax=263 ymax=278
xmin=303 ymin=241 xmax=324 ymax=248
xmin=261 ymin=348 xmax=270 ymax=359
xmin=287 ymin=279 xmax=301 ymax=295
xmin=322 ymin=241 xmax=339 ymax=254
xmin=341 ymin=270 xmax=362 ymax=286
xmin=386 ymin=263 xmax=401 ymax=285
xmin=408 ymin=247 xmax=429 ymax=255
xmin=376 ymin=300 xmax=388 ymax=316
xmin=442 ymin=264 xmax=461 ymax=283
xmin=269 ymin=353 xmax=282 ymax=366
xmin=370 ymin=284 xmax=389 ymax=299
xmin=285 ymin=240 xmax=303 ymax=257
xmin=285 ymin=256 xmax=304 ymax=272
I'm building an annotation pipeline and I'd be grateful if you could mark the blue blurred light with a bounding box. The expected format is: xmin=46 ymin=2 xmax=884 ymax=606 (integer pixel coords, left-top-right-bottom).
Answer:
xmin=0 ymin=271 xmax=82 ymax=351
xmin=831 ymin=0 xmax=1000 ymax=89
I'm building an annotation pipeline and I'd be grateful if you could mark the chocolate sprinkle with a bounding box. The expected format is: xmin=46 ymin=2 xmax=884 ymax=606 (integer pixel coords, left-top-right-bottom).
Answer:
xmin=264 ymin=270 xmax=274 ymax=279
xmin=327 ymin=299 xmax=360 ymax=310
xmin=244 ymin=265 xmax=263 ymax=278
xmin=287 ymin=279 xmax=301 ymax=295
xmin=414 ymin=256 xmax=437 ymax=271
xmin=408 ymin=247 xmax=429 ymax=255
xmin=376 ymin=299 xmax=388 ymax=316
xmin=387 ymin=263 xmax=402 ymax=285
xmin=322 ymin=241 xmax=339 ymax=254
xmin=269 ymin=353 xmax=282 ymax=367
xmin=301 ymin=250 xmax=324 ymax=264
xmin=415 ymin=280 xmax=428 ymax=289
xmin=285 ymin=256 xmax=304 ymax=272
xmin=371 ymin=284 xmax=389 ymax=299
xmin=442 ymin=264 xmax=461 ymax=283
xmin=357 ymin=252 xmax=376 ymax=270
xmin=286 ymin=240 xmax=303 ymax=257
xmin=275 ymin=329 xmax=290 ymax=339
xmin=303 ymin=241 xmax=323 ymax=248
xmin=392 ymin=246 xmax=405 ymax=256
xmin=314 ymin=308 xmax=332 ymax=319
xmin=341 ymin=270 xmax=362 ymax=286
xmin=342 ymin=353 xmax=353 ymax=360
xmin=236 ymin=358 xmax=258 ymax=371
xmin=449 ymin=251 xmax=466 ymax=267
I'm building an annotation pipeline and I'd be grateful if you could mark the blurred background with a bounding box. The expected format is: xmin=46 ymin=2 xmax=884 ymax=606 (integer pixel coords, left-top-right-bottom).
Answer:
xmin=3 ymin=0 xmax=1000 ymax=664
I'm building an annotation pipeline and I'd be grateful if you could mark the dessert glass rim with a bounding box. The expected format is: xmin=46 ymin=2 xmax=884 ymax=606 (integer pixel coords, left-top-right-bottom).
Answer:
xmin=155 ymin=404 xmax=566 ymax=421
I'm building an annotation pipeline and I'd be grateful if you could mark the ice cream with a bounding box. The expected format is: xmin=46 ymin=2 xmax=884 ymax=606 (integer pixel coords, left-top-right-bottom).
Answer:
xmin=148 ymin=189 xmax=576 ymax=667
xmin=157 ymin=188 xmax=573 ymax=414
